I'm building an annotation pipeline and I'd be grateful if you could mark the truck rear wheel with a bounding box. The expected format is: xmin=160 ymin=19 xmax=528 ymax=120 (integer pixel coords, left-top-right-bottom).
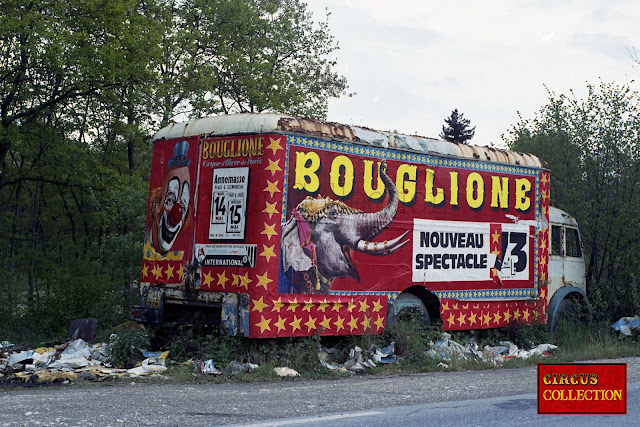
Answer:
xmin=391 ymin=292 xmax=430 ymax=327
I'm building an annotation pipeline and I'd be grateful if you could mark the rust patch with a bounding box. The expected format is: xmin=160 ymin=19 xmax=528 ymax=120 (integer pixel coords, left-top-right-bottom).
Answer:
xmin=277 ymin=117 xmax=358 ymax=141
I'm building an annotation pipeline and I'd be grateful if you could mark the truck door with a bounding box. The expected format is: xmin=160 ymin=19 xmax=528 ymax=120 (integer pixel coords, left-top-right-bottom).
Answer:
xmin=563 ymin=226 xmax=585 ymax=287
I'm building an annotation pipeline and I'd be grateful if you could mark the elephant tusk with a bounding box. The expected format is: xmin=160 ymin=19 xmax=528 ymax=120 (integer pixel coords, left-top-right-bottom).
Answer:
xmin=357 ymin=230 xmax=410 ymax=255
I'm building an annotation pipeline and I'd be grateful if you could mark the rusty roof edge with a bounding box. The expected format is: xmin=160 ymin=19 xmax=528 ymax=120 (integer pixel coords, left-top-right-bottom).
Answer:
xmin=153 ymin=113 xmax=548 ymax=169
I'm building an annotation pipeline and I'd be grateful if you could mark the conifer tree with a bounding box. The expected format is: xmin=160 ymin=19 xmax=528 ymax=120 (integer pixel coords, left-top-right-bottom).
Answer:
xmin=440 ymin=109 xmax=476 ymax=144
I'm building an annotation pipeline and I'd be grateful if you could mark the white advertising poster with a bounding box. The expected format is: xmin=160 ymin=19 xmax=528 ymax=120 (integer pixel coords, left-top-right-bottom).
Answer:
xmin=209 ymin=167 xmax=249 ymax=240
xmin=412 ymin=219 xmax=531 ymax=283
xmin=195 ymin=244 xmax=257 ymax=268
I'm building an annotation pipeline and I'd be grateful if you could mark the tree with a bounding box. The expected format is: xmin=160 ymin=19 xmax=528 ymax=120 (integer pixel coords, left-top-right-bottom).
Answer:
xmin=0 ymin=0 xmax=349 ymax=340
xmin=440 ymin=109 xmax=476 ymax=144
xmin=504 ymin=82 xmax=640 ymax=319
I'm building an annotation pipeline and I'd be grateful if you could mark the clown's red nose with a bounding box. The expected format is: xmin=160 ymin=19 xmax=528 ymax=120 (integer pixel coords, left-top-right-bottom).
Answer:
xmin=169 ymin=203 xmax=183 ymax=225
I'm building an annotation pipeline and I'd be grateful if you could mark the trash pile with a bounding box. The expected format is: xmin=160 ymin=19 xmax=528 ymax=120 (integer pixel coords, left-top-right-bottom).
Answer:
xmin=0 ymin=338 xmax=169 ymax=385
xmin=612 ymin=316 xmax=640 ymax=337
xmin=316 ymin=335 xmax=557 ymax=373
xmin=318 ymin=342 xmax=396 ymax=374
xmin=426 ymin=333 xmax=557 ymax=366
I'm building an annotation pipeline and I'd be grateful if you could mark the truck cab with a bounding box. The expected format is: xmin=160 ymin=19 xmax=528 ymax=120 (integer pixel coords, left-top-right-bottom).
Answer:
xmin=547 ymin=206 xmax=588 ymax=330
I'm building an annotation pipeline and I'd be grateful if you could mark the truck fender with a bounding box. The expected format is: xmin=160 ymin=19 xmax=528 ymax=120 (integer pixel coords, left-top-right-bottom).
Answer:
xmin=547 ymin=286 xmax=588 ymax=330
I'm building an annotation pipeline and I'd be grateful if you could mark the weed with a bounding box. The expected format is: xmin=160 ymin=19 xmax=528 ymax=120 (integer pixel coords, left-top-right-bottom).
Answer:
xmin=109 ymin=329 xmax=150 ymax=368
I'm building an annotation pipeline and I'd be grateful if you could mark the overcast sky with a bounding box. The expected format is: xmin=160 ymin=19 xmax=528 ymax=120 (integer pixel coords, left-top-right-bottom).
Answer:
xmin=306 ymin=0 xmax=640 ymax=147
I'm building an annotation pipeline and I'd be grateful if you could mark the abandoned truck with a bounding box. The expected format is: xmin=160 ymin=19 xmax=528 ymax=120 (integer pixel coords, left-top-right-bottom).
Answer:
xmin=131 ymin=113 xmax=587 ymax=337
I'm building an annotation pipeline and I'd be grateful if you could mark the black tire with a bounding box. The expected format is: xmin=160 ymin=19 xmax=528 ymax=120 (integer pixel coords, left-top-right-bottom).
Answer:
xmin=392 ymin=293 xmax=430 ymax=327
xmin=550 ymin=298 xmax=580 ymax=332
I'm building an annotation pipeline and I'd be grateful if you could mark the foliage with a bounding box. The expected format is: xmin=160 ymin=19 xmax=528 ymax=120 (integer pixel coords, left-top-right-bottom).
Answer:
xmin=440 ymin=109 xmax=476 ymax=144
xmin=504 ymin=82 xmax=640 ymax=320
xmin=0 ymin=0 xmax=348 ymax=341
xmin=382 ymin=314 xmax=442 ymax=366
xmin=109 ymin=329 xmax=150 ymax=368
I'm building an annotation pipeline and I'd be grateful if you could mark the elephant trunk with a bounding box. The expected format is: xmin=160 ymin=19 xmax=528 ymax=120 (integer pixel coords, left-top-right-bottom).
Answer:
xmin=353 ymin=161 xmax=399 ymax=241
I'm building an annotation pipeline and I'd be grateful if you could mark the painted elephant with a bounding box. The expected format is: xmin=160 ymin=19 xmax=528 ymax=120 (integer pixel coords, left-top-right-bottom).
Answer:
xmin=280 ymin=161 xmax=409 ymax=294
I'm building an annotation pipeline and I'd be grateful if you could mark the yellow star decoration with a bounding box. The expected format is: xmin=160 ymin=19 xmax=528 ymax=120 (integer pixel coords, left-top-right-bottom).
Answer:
xmin=347 ymin=316 xmax=359 ymax=332
xmin=267 ymin=136 xmax=283 ymax=154
xmin=523 ymin=309 xmax=531 ymax=322
xmin=261 ymin=223 xmax=278 ymax=241
xmin=491 ymin=249 xmax=500 ymax=257
xmin=272 ymin=298 xmax=284 ymax=312
xmin=152 ymin=264 xmax=163 ymax=279
xmin=462 ymin=303 xmax=469 ymax=310
xmin=262 ymin=201 xmax=279 ymax=219
xmin=541 ymin=173 xmax=548 ymax=184
xmin=255 ymin=272 xmax=272 ymax=290
xmin=540 ymin=256 xmax=547 ymax=267
xmin=141 ymin=264 xmax=149 ymax=277
xmin=232 ymin=274 xmax=240 ymax=287
xmin=319 ymin=316 xmax=331 ymax=330
xmin=305 ymin=316 xmax=317 ymax=332
xmin=303 ymin=299 xmax=314 ymax=312
xmin=372 ymin=300 xmax=383 ymax=313
xmin=252 ymin=297 xmax=269 ymax=313
xmin=238 ymin=272 xmax=251 ymax=289
xmin=287 ymin=298 xmax=299 ymax=312
xmin=256 ymin=315 xmax=271 ymax=333
xmin=540 ymin=238 xmax=547 ymax=251
xmin=177 ymin=264 xmax=185 ymax=279
xmin=493 ymin=312 xmax=502 ymax=324
xmin=457 ymin=312 xmax=467 ymax=326
xmin=503 ymin=311 xmax=512 ymax=323
xmin=347 ymin=302 xmax=356 ymax=312
xmin=290 ymin=315 xmax=302 ymax=332
xmin=452 ymin=302 xmax=459 ymax=310
xmin=359 ymin=300 xmax=369 ymax=312
xmin=318 ymin=299 xmax=329 ymax=312
xmin=482 ymin=313 xmax=491 ymax=326
xmin=441 ymin=301 xmax=450 ymax=311
xmin=264 ymin=180 xmax=280 ymax=198
xmin=447 ymin=313 xmax=456 ymax=327
xmin=513 ymin=310 xmax=521 ymax=322
xmin=332 ymin=302 xmax=343 ymax=312
xmin=202 ymin=271 xmax=214 ymax=287
xmin=543 ymin=205 xmax=549 ymax=215
xmin=274 ymin=316 xmax=287 ymax=333
xmin=492 ymin=230 xmax=500 ymax=244
xmin=217 ymin=271 xmax=229 ymax=288
xmin=374 ymin=315 xmax=385 ymax=330
xmin=260 ymin=244 xmax=276 ymax=262
xmin=468 ymin=312 xmax=477 ymax=325
xmin=165 ymin=264 xmax=175 ymax=279
xmin=361 ymin=316 xmax=371 ymax=330
xmin=334 ymin=316 xmax=345 ymax=332
xmin=265 ymin=159 xmax=282 ymax=176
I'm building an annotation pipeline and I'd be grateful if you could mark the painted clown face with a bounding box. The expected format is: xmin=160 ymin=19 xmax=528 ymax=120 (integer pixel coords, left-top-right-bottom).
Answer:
xmin=151 ymin=164 xmax=191 ymax=254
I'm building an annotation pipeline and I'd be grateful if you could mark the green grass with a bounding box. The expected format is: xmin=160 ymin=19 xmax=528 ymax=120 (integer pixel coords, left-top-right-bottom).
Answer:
xmin=86 ymin=317 xmax=640 ymax=384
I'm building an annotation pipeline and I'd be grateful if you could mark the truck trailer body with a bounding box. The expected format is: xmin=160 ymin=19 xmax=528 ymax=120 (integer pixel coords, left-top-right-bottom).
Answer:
xmin=132 ymin=113 xmax=586 ymax=337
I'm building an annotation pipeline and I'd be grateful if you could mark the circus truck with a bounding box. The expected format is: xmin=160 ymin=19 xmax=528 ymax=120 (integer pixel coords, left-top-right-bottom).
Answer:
xmin=131 ymin=113 xmax=587 ymax=337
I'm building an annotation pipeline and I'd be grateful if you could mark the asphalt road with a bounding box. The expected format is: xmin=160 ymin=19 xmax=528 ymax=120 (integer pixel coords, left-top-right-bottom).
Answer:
xmin=1 ymin=357 xmax=639 ymax=426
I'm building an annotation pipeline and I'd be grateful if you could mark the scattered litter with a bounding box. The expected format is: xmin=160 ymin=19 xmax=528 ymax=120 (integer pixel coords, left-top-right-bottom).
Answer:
xmin=228 ymin=361 xmax=258 ymax=374
xmin=200 ymin=359 xmax=222 ymax=375
xmin=371 ymin=342 xmax=396 ymax=364
xmin=0 ymin=337 xmax=170 ymax=385
xmin=425 ymin=333 xmax=557 ymax=365
xmin=612 ymin=316 xmax=640 ymax=337
xmin=274 ymin=367 xmax=299 ymax=377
